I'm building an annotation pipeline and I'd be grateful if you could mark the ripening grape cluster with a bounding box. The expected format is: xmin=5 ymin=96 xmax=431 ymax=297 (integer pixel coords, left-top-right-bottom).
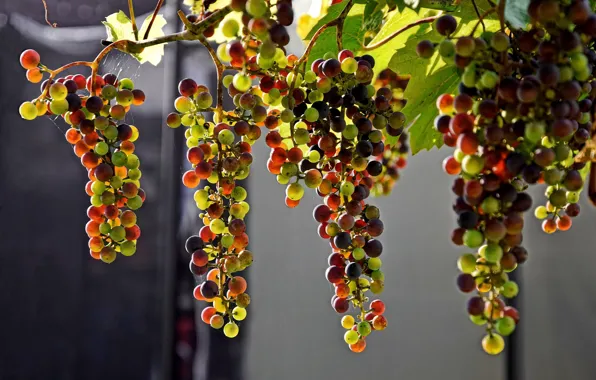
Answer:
xmin=417 ymin=0 xmax=596 ymax=354
xmin=167 ymin=77 xmax=253 ymax=338
xmin=255 ymin=48 xmax=409 ymax=352
xmin=18 ymin=49 xmax=146 ymax=263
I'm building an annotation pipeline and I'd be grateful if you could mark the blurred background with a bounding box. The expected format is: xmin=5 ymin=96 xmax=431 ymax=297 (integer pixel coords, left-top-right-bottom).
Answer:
xmin=1 ymin=1 xmax=595 ymax=379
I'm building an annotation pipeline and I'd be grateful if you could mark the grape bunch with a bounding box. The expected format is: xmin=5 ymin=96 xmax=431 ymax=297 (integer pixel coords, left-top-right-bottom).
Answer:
xmin=19 ymin=49 xmax=146 ymax=263
xmin=418 ymin=0 xmax=596 ymax=354
xmin=255 ymin=48 xmax=409 ymax=352
xmin=168 ymin=77 xmax=254 ymax=338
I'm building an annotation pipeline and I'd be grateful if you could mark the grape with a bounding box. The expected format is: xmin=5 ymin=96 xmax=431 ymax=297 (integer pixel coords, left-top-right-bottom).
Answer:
xmin=20 ymin=49 xmax=40 ymax=69
xmin=416 ymin=40 xmax=435 ymax=59
xmin=19 ymin=102 xmax=38 ymax=120
xmin=435 ymin=15 xmax=457 ymax=36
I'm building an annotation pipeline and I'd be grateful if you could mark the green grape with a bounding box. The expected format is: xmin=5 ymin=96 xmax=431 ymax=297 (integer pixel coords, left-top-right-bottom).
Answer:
xmin=222 ymin=234 xmax=234 ymax=248
xmin=483 ymin=243 xmax=503 ymax=263
xmin=121 ymin=241 xmax=136 ymax=256
xmin=308 ymin=90 xmax=323 ymax=103
xmin=232 ymin=186 xmax=247 ymax=201
xmin=490 ymin=32 xmax=509 ymax=52
xmin=304 ymin=70 xmax=317 ymax=83
xmin=233 ymin=73 xmax=251 ymax=92
xmin=353 ymin=247 xmax=365 ymax=260
xmin=112 ymin=151 xmax=128 ymax=167
xmin=101 ymin=85 xmax=117 ymax=100
xmin=175 ymin=96 xmax=193 ymax=113
xmin=99 ymin=223 xmax=111 ymax=235
xmin=277 ymin=174 xmax=290 ymax=184
xmin=103 ymin=125 xmax=118 ymax=140
xmin=222 ymin=19 xmax=240 ymax=37
xmin=91 ymin=180 xmax=106 ymax=195
xmin=304 ymin=108 xmax=319 ymax=123
xmin=323 ymin=52 xmax=335 ymax=60
xmin=50 ymin=99 xmax=69 ymax=115
xmin=341 ymin=315 xmax=355 ymax=329
xmin=371 ymin=270 xmax=384 ymax=281
xmin=223 ymin=75 xmax=234 ymax=88
xmin=495 ymin=317 xmax=516 ymax=336
xmin=461 ymin=68 xmax=477 ymax=88
xmin=125 ymin=154 xmax=140 ymax=169
xmin=232 ymin=307 xmax=247 ymax=321
xmin=341 ymin=57 xmax=358 ymax=74
xmin=480 ymin=71 xmax=498 ymax=89
xmin=286 ymin=183 xmax=304 ymax=201
xmin=94 ymin=142 xmax=109 ymax=156
xmin=91 ymin=195 xmax=102 ymax=207
xmin=344 ymin=330 xmax=359 ymax=345
xmin=128 ymin=169 xmax=142 ymax=181
xmin=127 ymin=195 xmax=143 ymax=210
xmin=368 ymin=257 xmax=382 ymax=271
xmin=210 ymin=219 xmax=225 ymax=234
xmin=559 ymin=66 xmax=574 ymax=82
xmin=461 ymin=155 xmax=484 ymax=175
xmin=308 ymin=150 xmax=321 ymax=163
xmin=95 ymin=117 xmax=109 ymax=130
xmin=280 ymin=163 xmax=298 ymax=178
xmin=223 ymin=322 xmax=239 ymax=338
xmin=101 ymin=191 xmax=116 ymax=205
xmin=340 ymin=181 xmax=355 ymax=196
xmin=469 ymin=315 xmax=486 ymax=325
xmin=246 ymin=0 xmax=267 ymax=17
xmin=482 ymin=334 xmax=504 ymax=355
xmin=457 ymin=254 xmax=476 ymax=274
xmin=110 ymin=226 xmax=126 ymax=242
xmin=218 ymin=129 xmax=235 ymax=145
xmin=438 ymin=39 xmax=455 ymax=60
xmin=357 ymin=321 xmax=372 ymax=337
xmin=257 ymin=54 xmax=274 ymax=70
xmin=342 ymin=124 xmax=358 ymax=140
xmin=524 ymin=121 xmax=545 ymax=144
xmin=481 ymin=196 xmax=500 ymax=214
xmin=49 ymin=83 xmax=67 ymax=100
xmin=463 ymin=229 xmax=484 ymax=248
xmin=501 ymin=281 xmax=519 ymax=298
xmin=196 ymin=92 xmax=213 ymax=109
xmin=19 ymin=102 xmax=38 ymax=120
xmin=287 ymin=72 xmax=302 ymax=85
xmin=570 ymin=53 xmax=588 ymax=73
xmin=119 ymin=78 xmax=134 ymax=90
xmin=534 ymin=205 xmax=548 ymax=219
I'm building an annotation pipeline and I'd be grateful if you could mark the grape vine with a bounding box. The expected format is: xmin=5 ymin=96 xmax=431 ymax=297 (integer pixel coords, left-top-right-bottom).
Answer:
xmin=15 ymin=0 xmax=596 ymax=356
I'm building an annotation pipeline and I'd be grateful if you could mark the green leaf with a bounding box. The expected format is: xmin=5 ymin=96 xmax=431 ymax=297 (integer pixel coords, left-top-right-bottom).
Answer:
xmin=504 ymin=0 xmax=530 ymax=29
xmin=419 ymin=0 xmax=460 ymax=11
xmin=305 ymin=1 xmax=352 ymax=40
xmin=362 ymin=1 xmax=499 ymax=153
xmin=580 ymin=161 xmax=591 ymax=181
xmin=306 ymin=5 xmax=367 ymax=68
xmin=364 ymin=0 xmax=380 ymax=19
xmin=103 ymin=11 xmax=167 ymax=66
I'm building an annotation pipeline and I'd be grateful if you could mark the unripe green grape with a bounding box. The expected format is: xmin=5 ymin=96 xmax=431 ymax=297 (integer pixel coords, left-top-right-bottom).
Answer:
xmin=116 ymin=90 xmax=133 ymax=106
xmin=111 ymin=151 xmax=127 ymax=167
xmin=101 ymin=191 xmax=116 ymax=205
xmin=175 ymin=96 xmax=193 ymax=113
xmin=308 ymin=149 xmax=321 ymax=163
xmin=317 ymin=78 xmax=332 ymax=93
xmin=461 ymin=68 xmax=477 ymax=88
xmin=457 ymin=253 xmax=476 ymax=274
xmin=344 ymin=330 xmax=359 ymax=345
xmin=92 ymin=180 xmax=107 ymax=195
xmin=341 ymin=315 xmax=355 ymax=329
xmin=567 ymin=191 xmax=580 ymax=203
xmin=534 ymin=205 xmax=548 ymax=219
xmin=110 ymin=176 xmax=123 ymax=189
xmin=470 ymin=315 xmax=486 ymax=325
xmin=326 ymin=222 xmax=340 ymax=237
xmin=495 ymin=316 xmax=516 ymax=336
xmin=368 ymin=257 xmax=382 ymax=271
xmin=231 ymin=186 xmax=247 ymax=201
xmin=50 ymin=99 xmax=69 ymax=115
xmin=340 ymin=181 xmax=355 ymax=196
xmin=246 ymin=0 xmax=267 ymax=17
xmin=481 ymin=196 xmax=500 ymax=214
xmin=341 ymin=57 xmax=358 ymax=73
xmin=127 ymin=195 xmax=143 ymax=210
xmin=49 ymin=83 xmax=68 ymax=100
xmin=119 ymin=78 xmax=134 ymax=90
xmin=453 ymin=149 xmax=466 ymax=163
xmin=110 ymin=226 xmax=126 ymax=242
xmin=353 ymin=247 xmax=365 ymax=260
xmin=223 ymin=322 xmax=239 ymax=338
xmin=100 ymin=84 xmax=116 ymax=100
xmin=102 ymin=125 xmax=117 ymax=140
xmin=90 ymin=195 xmax=102 ymax=207
xmin=223 ymin=75 xmax=234 ymax=88
xmin=128 ymin=169 xmax=142 ymax=181
xmin=549 ymin=188 xmax=567 ymax=207
xmin=233 ymin=73 xmax=251 ymax=93
xmin=342 ymin=124 xmax=358 ymax=140
xmin=218 ymin=129 xmax=235 ymax=146
xmin=99 ymin=223 xmax=111 ymax=235
xmin=304 ymin=70 xmax=317 ymax=83
xmin=438 ymin=39 xmax=455 ymax=61
xmin=121 ymin=241 xmax=136 ymax=256
xmin=357 ymin=321 xmax=372 ymax=337
xmin=490 ymin=32 xmax=509 ymax=52
xmin=124 ymin=154 xmax=139 ymax=169
xmin=501 ymin=281 xmax=519 ymax=298
xmin=480 ymin=71 xmax=498 ymax=89
xmin=277 ymin=174 xmax=290 ymax=185
xmin=308 ymin=90 xmax=323 ymax=103
xmin=461 ymin=155 xmax=484 ymax=175
xmin=369 ymin=130 xmax=383 ymax=143
xmin=210 ymin=219 xmax=225 ymax=234
xmin=286 ymin=183 xmax=304 ymax=201
xmin=276 ymin=55 xmax=288 ymax=68
xmin=483 ymin=243 xmax=503 ymax=263
xmin=559 ymin=66 xmax=574 ymax=82
xmin=365 ymin=205 xmax=380 ymax=219
xmin=370 ymin=280 xmax=384 ymax=294
xmin=93 ymin=142 xmax=108 ymax=156
xmin=232 ymin=307 xmax=247 ymax=321
xmin=304 ymin=108 xmax=319 ymax=123
xmin=463 ymin=229 xmax=484 ymax=248
xmin=323 ymin=52 xmax=335 ymax=60
xmin=222 ymin=19 xmax=240 ymax=37
xmin=207 ymin=171 xmax=218 ymax=184
xmin=196 ymin=92 xmax=213 ymax=109
xmin=217 ymin=44 xmax=231 ymax=62
xmin=19 ymin=101 xmax=38 ymax=120
xmin=259 ymin=40 xmax=276 ymax=59
xmin=221 ymin=234 xmax=234 ymax=248
xmin=371 ymin=270 xmax=384 ymax=282
xmin=287 ymin=72 xmax=302 ymax=86
xmin=570 ymin=53 xmax=588 ymax=73
xmin=186 ymin=136 xmax=199 ymax=148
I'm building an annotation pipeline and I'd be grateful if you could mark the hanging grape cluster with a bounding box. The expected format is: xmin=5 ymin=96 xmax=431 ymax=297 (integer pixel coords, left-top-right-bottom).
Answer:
xmin=417 ymin=0 xmax=596 ymax=354
xmin=19 ymin=50 xmax=146 ymax=263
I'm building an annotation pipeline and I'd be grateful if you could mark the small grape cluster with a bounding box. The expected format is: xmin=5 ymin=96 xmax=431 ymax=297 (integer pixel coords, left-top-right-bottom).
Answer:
xmin=19 ymin=49 xmax=146 ymax=263
xmin=418 ymin=0 xmax=596 ymax=354
xmin=168 ymin=77 xmax=255 ymax=338
xmin=256 ymin=49 xmax=408 ymax=352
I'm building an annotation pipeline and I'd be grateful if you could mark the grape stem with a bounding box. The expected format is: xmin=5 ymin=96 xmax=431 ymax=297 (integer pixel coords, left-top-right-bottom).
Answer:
xmin=40 ymin=0 xmax=57 ymax=28
xmin=470 ymin=7 xmax=496 ymax=35
xmin=497 ymin=0 xmax=506 ymax=31
xmin=144 ymin=0 xmax=165 ymax=40
xmin=128 ymin=0 xmax=139 ymax=41
xmin=360 ymin=15 xmax=441 ymax=52
xmin=336 ymin=0 xmax=355 ymax=51
xmin=198 ymin=36 xmax=225 ymax=121
xmin=471 ymin=0 xmax=485 ymax=32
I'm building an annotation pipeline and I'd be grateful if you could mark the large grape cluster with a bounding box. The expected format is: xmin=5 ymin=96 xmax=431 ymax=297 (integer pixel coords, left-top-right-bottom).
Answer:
xmin=418 ymin=0 xmax=596 ymax=354
xmin=19 ymin=50 xmax=146 ymax=263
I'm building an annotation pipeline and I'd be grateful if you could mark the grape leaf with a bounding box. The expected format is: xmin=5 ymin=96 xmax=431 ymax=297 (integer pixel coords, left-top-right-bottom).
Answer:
xmin=103 ymin=12 xmax=167 ymax=66
xmin=362 ymin=2 xmax=499 ymax=153
xmin=364 ymin=0 xmax=380 ymax=19
xmin=304 ymin=1 xmax=352 ymax=40
xmin=504 ymin=0 xmax=530 ymax=29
